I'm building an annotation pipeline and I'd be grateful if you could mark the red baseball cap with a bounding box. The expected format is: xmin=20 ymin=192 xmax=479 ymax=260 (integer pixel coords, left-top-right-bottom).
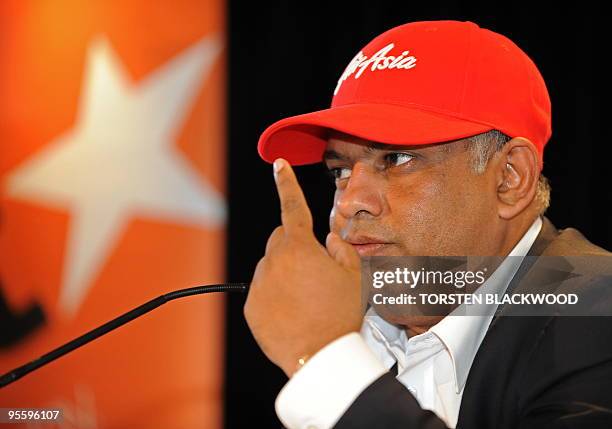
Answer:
xmin=257 ymin=20 xmax=552 ymax=169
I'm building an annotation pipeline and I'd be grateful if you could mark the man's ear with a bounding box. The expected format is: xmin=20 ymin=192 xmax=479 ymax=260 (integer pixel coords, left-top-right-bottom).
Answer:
xmin=495 ymin=137 xmax=539 ymax=220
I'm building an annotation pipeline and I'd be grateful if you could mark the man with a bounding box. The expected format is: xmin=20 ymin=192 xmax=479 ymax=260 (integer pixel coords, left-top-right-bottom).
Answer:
xmin=244 ymin=20 xmax=612 ymax=428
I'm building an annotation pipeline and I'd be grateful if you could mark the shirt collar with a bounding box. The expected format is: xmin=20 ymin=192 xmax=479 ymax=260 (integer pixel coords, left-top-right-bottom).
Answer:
xmin=361 ymin=216 xmax=543 ymax=393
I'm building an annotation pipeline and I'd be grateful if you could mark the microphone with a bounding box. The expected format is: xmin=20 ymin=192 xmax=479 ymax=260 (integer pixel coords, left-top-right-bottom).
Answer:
xmin=0 ymin=282 xmax=249 ymax=388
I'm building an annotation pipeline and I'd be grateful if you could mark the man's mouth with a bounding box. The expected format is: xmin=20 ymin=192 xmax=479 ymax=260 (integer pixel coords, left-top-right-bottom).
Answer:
xmin=345 ymin=235 xmax=392 ymax=256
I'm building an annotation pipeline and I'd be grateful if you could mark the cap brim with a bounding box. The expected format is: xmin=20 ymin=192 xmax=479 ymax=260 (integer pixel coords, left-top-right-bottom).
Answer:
xmin=257 ymin=103 xmax=495 ymax=165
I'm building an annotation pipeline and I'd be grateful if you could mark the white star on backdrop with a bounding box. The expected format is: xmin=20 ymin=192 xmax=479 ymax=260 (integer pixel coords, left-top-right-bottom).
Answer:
xmin=6 ymin=35 xmax=226 ymax=316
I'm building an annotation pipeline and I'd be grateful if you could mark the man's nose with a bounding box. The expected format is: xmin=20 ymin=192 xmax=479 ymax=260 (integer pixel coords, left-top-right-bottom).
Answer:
xmin=335 ymin=163 xmax=385 ymax=219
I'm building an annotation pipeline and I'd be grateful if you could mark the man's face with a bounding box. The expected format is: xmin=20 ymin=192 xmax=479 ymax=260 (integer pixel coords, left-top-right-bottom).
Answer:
xmin=324 ymin=132 xmax=500 ymax=258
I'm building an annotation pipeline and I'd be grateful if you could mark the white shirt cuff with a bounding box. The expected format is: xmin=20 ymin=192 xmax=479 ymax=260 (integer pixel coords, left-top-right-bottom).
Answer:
xmin=275 ymin=332 xmax=387 ymax=429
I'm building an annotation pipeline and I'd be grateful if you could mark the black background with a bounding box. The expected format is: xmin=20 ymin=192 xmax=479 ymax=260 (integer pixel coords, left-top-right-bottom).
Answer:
xmin=224 ymin=1 xmax=610 ymax=427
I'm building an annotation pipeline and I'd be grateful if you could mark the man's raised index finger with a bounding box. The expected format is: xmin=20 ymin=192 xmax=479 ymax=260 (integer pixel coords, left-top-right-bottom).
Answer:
xmin=273 ymin=158 xmax=313 ymax=234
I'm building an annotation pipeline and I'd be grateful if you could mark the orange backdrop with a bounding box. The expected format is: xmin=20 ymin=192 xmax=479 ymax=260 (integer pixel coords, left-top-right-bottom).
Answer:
xmin=0 ymin=1 xmax=226 ymax=427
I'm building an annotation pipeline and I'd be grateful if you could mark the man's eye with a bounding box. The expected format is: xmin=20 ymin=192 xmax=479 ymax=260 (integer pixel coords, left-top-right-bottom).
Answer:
xmin=384 ymin=152 xmax=415 ymax=167
xmin=327 ymin=167 xmax=351 ymax=180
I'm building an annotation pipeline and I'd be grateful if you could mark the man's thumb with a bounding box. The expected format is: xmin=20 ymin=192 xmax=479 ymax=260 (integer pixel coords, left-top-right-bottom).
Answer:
xmin=326 ymin=231 xmax=360 ymax=269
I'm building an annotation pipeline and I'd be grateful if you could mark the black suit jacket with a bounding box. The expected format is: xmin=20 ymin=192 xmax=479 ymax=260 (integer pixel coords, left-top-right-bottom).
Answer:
xmin=334 ymin=216 xmax=612 ymax=429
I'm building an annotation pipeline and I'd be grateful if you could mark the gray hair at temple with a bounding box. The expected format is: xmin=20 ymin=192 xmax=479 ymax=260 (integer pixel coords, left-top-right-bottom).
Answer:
xmin=463 ymin=129 xmax=551 ymax=215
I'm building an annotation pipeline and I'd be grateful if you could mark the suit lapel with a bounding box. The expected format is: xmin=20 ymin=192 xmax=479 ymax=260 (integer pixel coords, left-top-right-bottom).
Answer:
xmin=488 ymin=216 xmax=559 ymax=329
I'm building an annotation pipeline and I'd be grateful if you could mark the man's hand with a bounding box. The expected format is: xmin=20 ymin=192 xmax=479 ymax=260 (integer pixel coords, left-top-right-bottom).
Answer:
xmin=244 ymin=158 xmax=363 ymax=377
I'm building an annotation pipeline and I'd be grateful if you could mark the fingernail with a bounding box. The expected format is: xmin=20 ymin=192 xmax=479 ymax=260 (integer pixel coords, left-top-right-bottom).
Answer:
xmin=273 ymin=159 xmax=284 ymax=178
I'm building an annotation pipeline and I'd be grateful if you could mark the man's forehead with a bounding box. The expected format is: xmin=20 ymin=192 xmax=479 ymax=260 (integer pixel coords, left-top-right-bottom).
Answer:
xmin=325 ymin=131 xmax=408 ymax=153
xmin=324 ymin=129 xmax=465 ymax=155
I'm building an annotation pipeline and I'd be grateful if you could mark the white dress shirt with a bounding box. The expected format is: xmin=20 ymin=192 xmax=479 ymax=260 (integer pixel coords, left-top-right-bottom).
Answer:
xmin=275 ymin=216 xmax=543 ymax=429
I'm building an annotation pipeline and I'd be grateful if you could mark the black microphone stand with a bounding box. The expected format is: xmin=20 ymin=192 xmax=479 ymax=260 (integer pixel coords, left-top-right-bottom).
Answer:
xmin=0 ymin=283 xmax=249 ymax=388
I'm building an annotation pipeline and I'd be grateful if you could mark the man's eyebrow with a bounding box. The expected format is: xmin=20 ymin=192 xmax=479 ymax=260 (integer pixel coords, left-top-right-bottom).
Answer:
xmin=365 ymin=142 xmax=393 ymax=152
xmin=322 ymin=149 xmax=347 ymax=161
xmin=323 ymin=142 xmax=394 ymax=162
